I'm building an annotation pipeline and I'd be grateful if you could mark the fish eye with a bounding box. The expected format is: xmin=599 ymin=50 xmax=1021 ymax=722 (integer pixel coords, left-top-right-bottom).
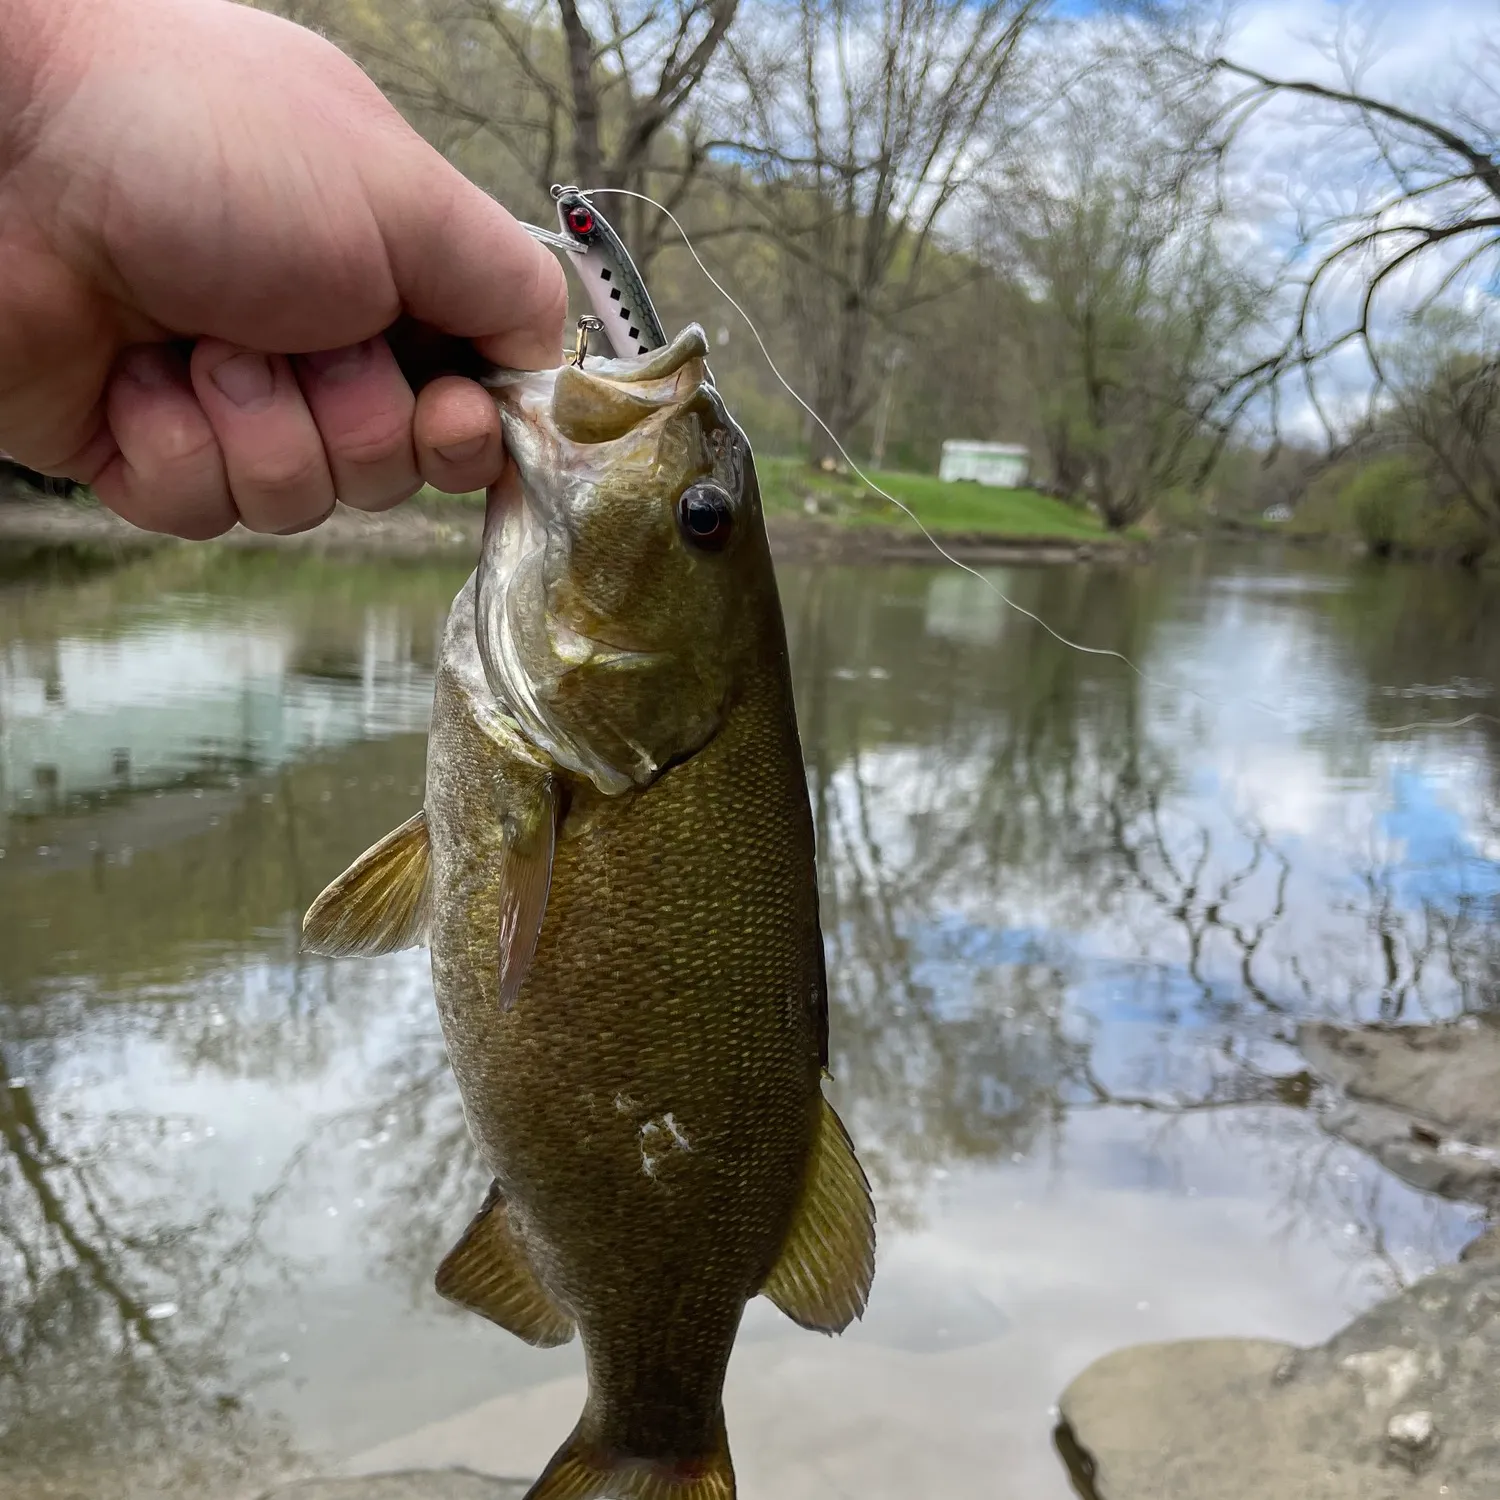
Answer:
xmin=565 ymin=204 xmax=595 ymax=237
xmin=677 ymin=482 xmax=734 ymax=553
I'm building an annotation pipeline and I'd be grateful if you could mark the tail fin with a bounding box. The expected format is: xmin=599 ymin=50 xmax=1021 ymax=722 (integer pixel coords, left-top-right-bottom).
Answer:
xmin=524 ymin=1418 xmax=734 ymax=1500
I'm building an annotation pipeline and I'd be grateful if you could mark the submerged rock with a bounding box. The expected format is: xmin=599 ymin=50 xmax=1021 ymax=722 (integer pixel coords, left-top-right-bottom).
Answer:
xmin=1057 ymin=1256 xmax=1500 ymax=1499
xmin=1299 ymin=1017 xmax=1500 ymax=1210
xmin=258 ymin=1471 xmax=528 ymax=1500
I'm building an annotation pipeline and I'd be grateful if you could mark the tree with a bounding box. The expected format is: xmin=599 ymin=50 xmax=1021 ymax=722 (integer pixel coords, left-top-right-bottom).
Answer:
xmin=719 ymin=0 xmax=1045 ymax=464
xmin=1386 ymin=309 xmax=1500 ymax=544
xmin=266 ymin=0 xmax=737 ymax=258
xmin=987 ymin=71 xmax=1256 ymax=529
xmin=1190 ymin=14 xmax=1500 ymax=446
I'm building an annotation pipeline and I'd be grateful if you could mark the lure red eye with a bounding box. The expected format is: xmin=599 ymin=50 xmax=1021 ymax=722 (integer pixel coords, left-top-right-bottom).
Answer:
xmin=566 ymin=206 xmax=595 ymax=236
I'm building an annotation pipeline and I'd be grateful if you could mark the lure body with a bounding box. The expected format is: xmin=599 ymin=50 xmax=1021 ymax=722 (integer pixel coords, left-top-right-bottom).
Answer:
xmin=552 ymin=190 xmax=668 ymax=360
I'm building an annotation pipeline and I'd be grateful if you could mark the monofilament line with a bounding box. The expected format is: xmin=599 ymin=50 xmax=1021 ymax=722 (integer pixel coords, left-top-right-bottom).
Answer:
xmin=571 ymin=184 xmax=1500 ymax=743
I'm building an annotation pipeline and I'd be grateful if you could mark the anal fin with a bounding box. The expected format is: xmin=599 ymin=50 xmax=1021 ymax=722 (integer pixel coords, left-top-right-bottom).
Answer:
xmin=761 ymin=1096 xmax=876 ymax=1334
xmin=436 ymin=1182 xmax=575 ymax=1348
xmin=301 ymin=810 xmax=430 ymax=956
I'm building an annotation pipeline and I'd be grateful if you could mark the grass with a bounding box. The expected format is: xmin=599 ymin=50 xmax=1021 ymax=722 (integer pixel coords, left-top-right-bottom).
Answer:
xmin=410 ymin=483 xmax=486 ymax=509
xmin=406 ymin=461 xmax=1128 ymax=543
xmin=756 ymin=456 xmax=1118 ymax=540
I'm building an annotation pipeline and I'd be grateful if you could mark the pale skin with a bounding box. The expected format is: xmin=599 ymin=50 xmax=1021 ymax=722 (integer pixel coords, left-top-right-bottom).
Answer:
xmin=0 ymin=0 xmax=568 ymax=539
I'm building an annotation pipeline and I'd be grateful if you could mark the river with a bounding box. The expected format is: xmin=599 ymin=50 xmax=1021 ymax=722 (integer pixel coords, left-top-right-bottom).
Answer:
xmin=1 ymin=540 xmax=1496 ymax=1498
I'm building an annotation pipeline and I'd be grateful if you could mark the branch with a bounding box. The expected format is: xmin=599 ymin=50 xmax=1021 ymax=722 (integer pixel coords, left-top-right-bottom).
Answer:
xmin=1212 ymin=57 xmax=1500 ymax=209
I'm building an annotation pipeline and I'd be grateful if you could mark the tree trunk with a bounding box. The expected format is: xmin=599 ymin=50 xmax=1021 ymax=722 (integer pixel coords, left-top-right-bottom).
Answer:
xmin=807 ymin=295 xmax=873 ymax=466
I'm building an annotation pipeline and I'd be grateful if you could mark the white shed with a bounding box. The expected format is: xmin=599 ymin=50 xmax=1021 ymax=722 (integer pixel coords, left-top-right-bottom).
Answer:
xmin=938 ymin=440 xmax=1030 ymax=488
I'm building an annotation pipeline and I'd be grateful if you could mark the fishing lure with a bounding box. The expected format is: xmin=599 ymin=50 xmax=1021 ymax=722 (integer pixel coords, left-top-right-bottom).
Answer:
xmin=521 ymin=187 xmax=667 ymax=361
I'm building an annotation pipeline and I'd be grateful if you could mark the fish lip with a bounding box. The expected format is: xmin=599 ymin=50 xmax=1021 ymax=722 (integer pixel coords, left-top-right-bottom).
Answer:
xmin=486 ymin=324 xmax=714 ymax=504
xmin=480 ymin=323 xmax=709 ymax=395
xmin=546 ymin=609 xmax=663 ymax=671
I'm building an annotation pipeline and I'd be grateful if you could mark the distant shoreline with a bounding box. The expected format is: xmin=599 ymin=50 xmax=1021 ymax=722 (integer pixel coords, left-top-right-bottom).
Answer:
xmin=0 ymin=493 xmax=1146 ymax=568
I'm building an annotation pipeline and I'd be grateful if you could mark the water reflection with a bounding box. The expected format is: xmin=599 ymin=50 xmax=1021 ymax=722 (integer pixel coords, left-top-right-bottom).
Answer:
xmin=0 ymin=543 xmax=1495 ymax=1495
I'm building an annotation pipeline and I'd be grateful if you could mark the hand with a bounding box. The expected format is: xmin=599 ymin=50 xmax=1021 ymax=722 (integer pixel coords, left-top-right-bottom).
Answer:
xmin=0 ymin=0 xmax=567 ymax=538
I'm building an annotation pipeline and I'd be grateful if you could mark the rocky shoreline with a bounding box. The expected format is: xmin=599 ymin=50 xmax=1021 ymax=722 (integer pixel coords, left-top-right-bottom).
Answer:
xmin=1059 ymin=1015 xmax=1500 ymax=1499
xmin=0 ymin=492 xmax=1140 ymax=568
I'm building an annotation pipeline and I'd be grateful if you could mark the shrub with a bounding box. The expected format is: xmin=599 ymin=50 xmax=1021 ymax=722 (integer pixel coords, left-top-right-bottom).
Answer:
xmin=1339 ymin=457 xmax=1425 ymax=555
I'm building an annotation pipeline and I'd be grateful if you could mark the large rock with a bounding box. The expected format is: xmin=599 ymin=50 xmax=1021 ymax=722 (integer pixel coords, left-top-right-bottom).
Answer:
xmin=1299 ymin=1017 xmax=1500 ymax=1209
xmin=258 ymin=1471 xmax=529 ymax=1500
xmin=1058 ymin=1256 xmax=1500 ymax=1499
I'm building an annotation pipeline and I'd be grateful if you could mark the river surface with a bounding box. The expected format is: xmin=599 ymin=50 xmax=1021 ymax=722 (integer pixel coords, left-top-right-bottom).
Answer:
xmin=1 ymin=540 xmax=1497 ymax=1499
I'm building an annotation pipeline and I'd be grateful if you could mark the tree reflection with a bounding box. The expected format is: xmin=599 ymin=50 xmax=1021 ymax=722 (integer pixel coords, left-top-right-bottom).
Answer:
xmin=0 ymin=1038 xmax=299 ymax=1499
xmin=361 ymin=557 xmax=1499 ymax=1263
xmin=776 ymin=558 xmax=1500 ymax=1235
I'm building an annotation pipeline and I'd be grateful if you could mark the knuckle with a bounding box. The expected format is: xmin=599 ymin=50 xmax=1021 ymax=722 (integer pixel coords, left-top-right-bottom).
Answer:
xmin=242 ymin=448 xmax=328 ymax=497
xmin=329 ymin=411 xmax=412 ymax=470
xmin=146 ymin=413 xmax=220 ymax=474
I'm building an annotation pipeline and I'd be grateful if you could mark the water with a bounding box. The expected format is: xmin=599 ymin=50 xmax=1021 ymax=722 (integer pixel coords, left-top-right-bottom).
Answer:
xmin=1 ymin=541 xmax=1496 ymax=1499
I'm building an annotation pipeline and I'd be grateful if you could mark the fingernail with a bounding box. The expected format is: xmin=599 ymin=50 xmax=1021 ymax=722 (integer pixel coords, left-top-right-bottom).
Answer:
xmin=209 ymin=352 xmax=276 ymax=409
xmin=436 ymin=435 xmax=486 ymax=463
xmin=121 ymin=346 xmax=176 ymax=388
xmin=302 ymin=340 xmax=375 ymax=382
xmin=275 ymin=503 xmax=337 ymax=536
xmin=487 ymin=332 xmax=563 ymax=371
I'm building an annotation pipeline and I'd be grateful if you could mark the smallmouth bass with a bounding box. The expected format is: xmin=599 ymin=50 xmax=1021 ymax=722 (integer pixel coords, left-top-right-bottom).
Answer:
xmin=303 ymin=325 xmax=875 ymax=1500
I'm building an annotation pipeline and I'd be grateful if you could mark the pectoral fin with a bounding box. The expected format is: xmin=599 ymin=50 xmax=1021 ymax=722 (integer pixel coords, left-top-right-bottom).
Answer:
xmin=301 ymin=810 xmax=431 ymax=956
xmin=761 ymin=1096 xmax=876 ymax=1334
xmin=496 ymin=774 xmax=559 ymax=1011
xmin=436 ymin=1182 xmax=574 ymax=1347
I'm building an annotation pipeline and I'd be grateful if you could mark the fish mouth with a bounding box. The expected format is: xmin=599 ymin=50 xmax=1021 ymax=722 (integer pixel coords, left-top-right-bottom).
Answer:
xmin=483 ymin=322 xmax=713 ymax=485
xmin=483 ymin=322 xmax=709 ymax=394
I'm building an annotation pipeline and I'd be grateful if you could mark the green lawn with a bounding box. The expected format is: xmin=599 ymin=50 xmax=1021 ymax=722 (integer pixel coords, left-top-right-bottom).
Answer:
xmin=409 ymin=461 xmax=1122 ymax=543
xmin=756 ymin=456 xmax=1114 ymax=540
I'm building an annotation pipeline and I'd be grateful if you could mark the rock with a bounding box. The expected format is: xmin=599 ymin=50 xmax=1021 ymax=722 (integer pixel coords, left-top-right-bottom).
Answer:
xmin=1299 ymin=1018 xmax=1500 ymax=1208
xmin=1384 ymin=1409 xmax=1439 ymax=1471
xmin=1058 ymin=1256 xmax=1500 ymax=1499
xmin=1460 ymin=1224 xmax=1500 ymax=1263
xmin=257 ymin=1470 xmax=529 ymax=1500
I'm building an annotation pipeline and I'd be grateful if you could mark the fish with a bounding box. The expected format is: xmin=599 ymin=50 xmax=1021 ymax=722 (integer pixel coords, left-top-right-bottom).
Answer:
xmin=302 ymin=322 xmax=876 ymax=1500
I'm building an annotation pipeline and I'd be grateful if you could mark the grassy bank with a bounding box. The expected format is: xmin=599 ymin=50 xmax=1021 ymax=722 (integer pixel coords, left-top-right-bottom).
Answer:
xmin=755 ymin=456 xmax=1121 ymax=540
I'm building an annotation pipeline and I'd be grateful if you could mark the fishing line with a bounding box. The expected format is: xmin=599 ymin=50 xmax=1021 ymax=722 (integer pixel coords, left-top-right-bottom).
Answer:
xmin=570 ymin=184 xmax=1500 ymax=743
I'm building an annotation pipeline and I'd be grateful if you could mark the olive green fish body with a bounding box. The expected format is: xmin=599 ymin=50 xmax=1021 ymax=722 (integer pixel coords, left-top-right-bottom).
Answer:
xmin=425 ymin=571 xmax=821 ymax=1457
xmin=304 ymin=326 xmax=874 ymax=1500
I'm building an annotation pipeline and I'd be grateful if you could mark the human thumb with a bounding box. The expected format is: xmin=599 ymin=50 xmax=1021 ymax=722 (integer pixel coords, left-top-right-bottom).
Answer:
xmin=364 ymin=133 xmax=568 ymax=371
